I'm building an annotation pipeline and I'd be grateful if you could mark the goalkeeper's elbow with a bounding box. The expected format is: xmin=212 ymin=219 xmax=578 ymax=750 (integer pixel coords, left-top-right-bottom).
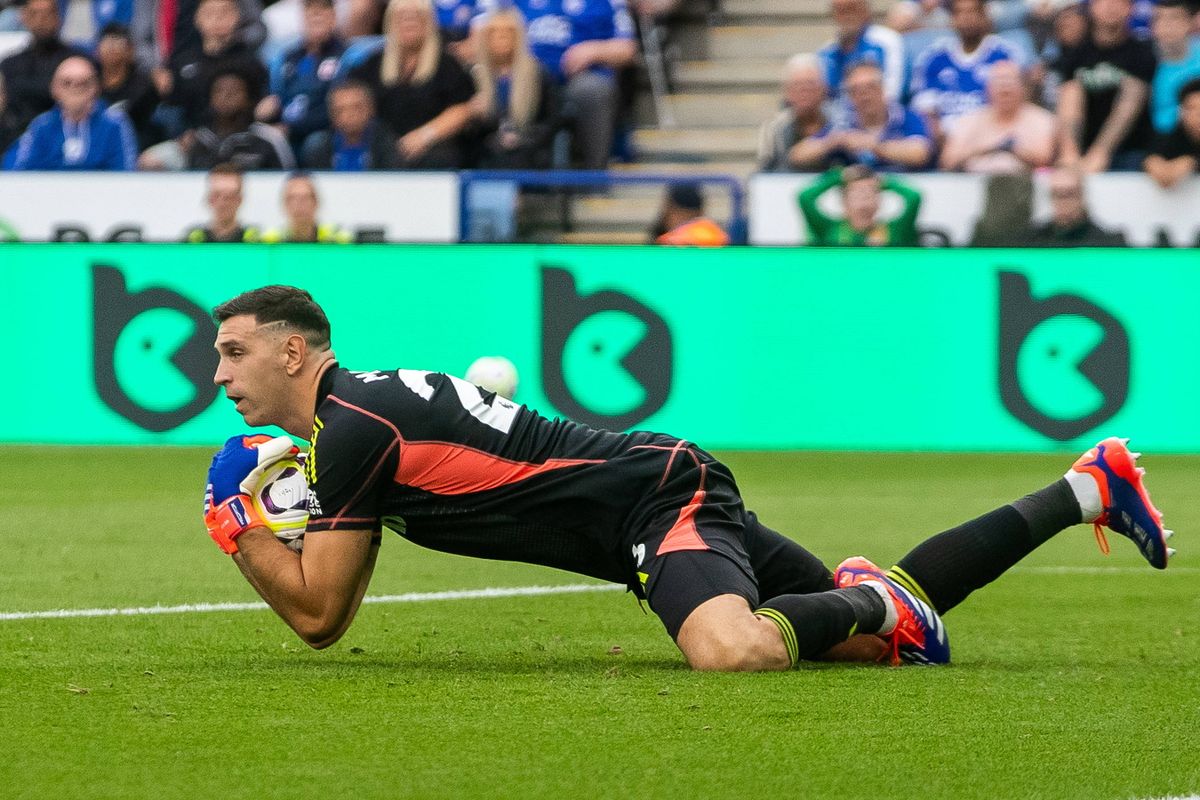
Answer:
xmin=293 ymin=613 xmax=350 ymax=650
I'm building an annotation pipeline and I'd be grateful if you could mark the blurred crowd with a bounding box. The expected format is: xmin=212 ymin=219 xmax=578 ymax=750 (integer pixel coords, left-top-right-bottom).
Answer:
xmin=2 ymin=0 xmax=1196 ymax=183
xmin=757 ymin=0 xmax=1200 ymax=186
xmin=0 ymin=0 xmax=641 ymax=171
xmin=1 ymin=0 xmax=1197 ymax=247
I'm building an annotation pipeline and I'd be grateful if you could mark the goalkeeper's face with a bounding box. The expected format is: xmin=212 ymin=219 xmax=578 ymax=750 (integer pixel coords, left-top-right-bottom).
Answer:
xmin=213 ymin=315 xmax=297 ymax=428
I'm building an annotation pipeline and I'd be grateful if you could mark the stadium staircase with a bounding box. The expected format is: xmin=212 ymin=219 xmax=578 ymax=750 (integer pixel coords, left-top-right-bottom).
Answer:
xmin=549 ymin=0 xmax=864 ymax=244
xmin=557 ymin=0 xmax=888 ymax=244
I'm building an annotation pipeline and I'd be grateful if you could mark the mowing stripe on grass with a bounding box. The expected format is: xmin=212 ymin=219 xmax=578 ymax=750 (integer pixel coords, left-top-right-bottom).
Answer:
xmin=0 ymin=566 xmax=1194 ymax=622
xmin=0 ymin=582 xmax=626 ymax=622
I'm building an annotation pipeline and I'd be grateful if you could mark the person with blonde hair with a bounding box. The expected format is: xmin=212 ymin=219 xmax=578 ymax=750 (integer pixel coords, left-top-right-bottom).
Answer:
xmin=476 ymin=0 xmax=636 ymax=169
xmin=348 ymin=0 xmax=476 ymax=168
xmin=471 ymin=7 xmax=559 ymax=168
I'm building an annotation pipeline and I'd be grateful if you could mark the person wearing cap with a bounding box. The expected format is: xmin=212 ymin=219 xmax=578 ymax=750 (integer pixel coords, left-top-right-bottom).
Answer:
xmin=652 ymin=183 xmax=730 ymax=247
xmin=797 ymin=165 xmax=922 ymax=247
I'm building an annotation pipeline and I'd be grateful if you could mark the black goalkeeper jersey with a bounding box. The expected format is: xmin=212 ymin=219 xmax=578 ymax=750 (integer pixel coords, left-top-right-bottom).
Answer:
xmin=304 ymin=366 xmax=728 ymax=586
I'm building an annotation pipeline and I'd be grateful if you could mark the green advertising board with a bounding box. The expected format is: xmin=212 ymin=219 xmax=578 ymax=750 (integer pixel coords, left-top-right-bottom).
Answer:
xmin=0 ymin=244 xmax=1193 ymax=451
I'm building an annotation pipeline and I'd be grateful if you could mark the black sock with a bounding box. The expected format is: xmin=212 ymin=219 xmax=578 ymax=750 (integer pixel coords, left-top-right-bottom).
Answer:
xmin=756 ymin=585 xmax=886 ymax=666
xmin=1011 ymin=478 xmax=1083 ymax=545
xmin=890 ymin=480 xmax=1083 ymax=616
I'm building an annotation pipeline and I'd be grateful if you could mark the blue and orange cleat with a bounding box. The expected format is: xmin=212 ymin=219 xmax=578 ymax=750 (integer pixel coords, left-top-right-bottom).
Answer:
xmin=834 ymin=557 xmax=950 ymax=666
xmin=1070 ymin=437 xmax=1174 ymax=569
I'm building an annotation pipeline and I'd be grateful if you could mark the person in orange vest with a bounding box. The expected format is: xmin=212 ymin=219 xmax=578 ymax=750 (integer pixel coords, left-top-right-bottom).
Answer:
xmin=652 ymin=183 xmax=730 ymax=246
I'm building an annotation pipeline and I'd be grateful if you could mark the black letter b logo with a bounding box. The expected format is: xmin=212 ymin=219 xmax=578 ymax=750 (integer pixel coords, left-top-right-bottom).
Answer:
xmin=93 ymin=265 xmax=219 ymax=433
xmin=998 ymin=271 xmax=1130 ymax=441
xmin=541 ymin=266 xmax=673 ymax=430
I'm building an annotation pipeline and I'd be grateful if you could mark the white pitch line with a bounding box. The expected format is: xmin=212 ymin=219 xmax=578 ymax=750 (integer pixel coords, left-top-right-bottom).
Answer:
xmin=0 ymin=566 xmax=1193 ymax=622
xmin=0 ymin=582 xmax=626 ymax=622
xmin=1012 ymin=566 xmax=1199 ymax=575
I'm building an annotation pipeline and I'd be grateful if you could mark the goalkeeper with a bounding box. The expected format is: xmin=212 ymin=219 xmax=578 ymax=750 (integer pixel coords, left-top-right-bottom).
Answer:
xmin=204 ymin=285 xmax=1173 ymax=670
xmin=797 ymin=166 xmax=921 ymax=246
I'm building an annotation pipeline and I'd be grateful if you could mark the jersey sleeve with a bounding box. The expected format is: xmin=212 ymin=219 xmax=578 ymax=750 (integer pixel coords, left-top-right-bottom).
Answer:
xmin=882 ymin=175 xmax=922 ymax=240
xmin=305 ymin=404 xmax=399 ymax=533
xmin=797 ymin=168 xmax=842 ymax=245
xmin=900 ymin=108 xmax=931 ymax=139
xmin=908 ymin=41 xmax=939 ymax=111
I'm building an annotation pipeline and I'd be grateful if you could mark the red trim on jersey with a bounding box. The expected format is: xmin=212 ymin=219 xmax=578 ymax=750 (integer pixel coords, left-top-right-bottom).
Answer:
xmin=656 ymin=462 xmax=711 ymax=555
xmin=396 ymin=441 xmax=602 ymax=495
xmin=326 ymin=393 xmax=602 ymax=497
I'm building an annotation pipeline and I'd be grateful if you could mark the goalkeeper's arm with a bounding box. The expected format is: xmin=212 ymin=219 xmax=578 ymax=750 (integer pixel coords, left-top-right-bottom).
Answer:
xmin=203 ymin=434 xmax=379 ymax=648
xmin=232 ymin=527 xmax=379 ymax=649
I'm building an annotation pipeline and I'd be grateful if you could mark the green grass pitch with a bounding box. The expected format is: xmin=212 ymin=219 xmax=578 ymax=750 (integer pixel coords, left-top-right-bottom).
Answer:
xmin=1 ymin=446 xmax=1197 ymax=800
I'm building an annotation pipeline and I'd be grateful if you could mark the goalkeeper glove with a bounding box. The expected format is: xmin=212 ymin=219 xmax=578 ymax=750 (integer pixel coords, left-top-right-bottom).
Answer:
xmin=204 ymin=434 xmax=299 ymax=554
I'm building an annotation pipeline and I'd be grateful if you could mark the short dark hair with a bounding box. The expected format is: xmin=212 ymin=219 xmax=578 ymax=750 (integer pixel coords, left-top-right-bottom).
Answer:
xmin=1179 ymin=77 xmax=1200 ymax=105
xmin=213 ymin=286 xmax=332 ymax=350
xmin=667 ymin=182 xmax=704 ymax=212
xmin=1157 ymin=0 xmax=1191 ymax=12
xmin=210 ymin=65 xmax=253 ymax=92
xmin=841 ymin=164 xmax=879 ymax=186
xmin=98 ymin=21 xmax=132 ymax=41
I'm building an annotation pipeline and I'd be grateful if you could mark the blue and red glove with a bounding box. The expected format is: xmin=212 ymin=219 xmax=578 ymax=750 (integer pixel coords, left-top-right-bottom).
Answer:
xmin=203 ymin=434 xmax=300 ymax=554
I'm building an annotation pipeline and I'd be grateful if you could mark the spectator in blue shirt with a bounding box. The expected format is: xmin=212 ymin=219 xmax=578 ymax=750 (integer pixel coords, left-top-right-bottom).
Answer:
xmin=910 ymin=0 xmax=1021 ymax=143
xmin=6 ymin=54 xmax=137 ymax=169
xmin=479 ymin=0 xmax=636 ymax=169
xmin=812 ymin=62 xmax=933 ymax=171
xmin=817 ymin=0 xmax=905 ymax=101
xmin=302 ymin=79 xmax=399 ymax=169
xmin=1149 ymin=0 xmax=1200 ymax=134
xmin=435 ymin=0 xmax=476 ymax=43
xmin=257 ymin=0 xmax=347 ymax=154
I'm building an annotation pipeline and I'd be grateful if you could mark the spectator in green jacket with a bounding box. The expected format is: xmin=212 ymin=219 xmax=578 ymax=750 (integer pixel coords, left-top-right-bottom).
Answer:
xmin=797 ymin=165 xmax=921 ymax=246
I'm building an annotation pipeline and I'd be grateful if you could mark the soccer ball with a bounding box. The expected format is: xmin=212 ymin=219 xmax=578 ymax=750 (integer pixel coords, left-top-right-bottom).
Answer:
xmin=465 ymin=355 xmax=519 ymax=400
xmin=250 ymin=457 xmax=309 ymax=551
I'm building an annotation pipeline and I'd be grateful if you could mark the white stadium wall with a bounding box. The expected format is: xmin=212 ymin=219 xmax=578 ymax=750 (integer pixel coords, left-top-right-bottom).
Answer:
xmin=749 ymin=172 xmax=1200 ymax=247
xmin=0 ymin=172 xmax=460 ymax=243
xmin=3 ymin=171 xmax=1198 ymax=246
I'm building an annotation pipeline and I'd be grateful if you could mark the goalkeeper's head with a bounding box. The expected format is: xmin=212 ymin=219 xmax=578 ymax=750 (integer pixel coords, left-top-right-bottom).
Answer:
xmin=212 ymin=286 xmax=335 ymax=435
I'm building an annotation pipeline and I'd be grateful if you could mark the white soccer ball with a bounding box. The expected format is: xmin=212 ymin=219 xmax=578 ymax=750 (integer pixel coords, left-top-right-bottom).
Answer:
xmin=465 ymin=355 xmax=519 ymax=400
xmin=250 ymin=457 xmax=309 ymax=550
